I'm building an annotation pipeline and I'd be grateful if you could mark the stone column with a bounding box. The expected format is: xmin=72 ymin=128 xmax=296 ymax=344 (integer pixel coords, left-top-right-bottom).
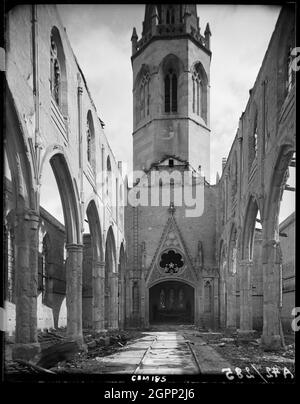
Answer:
xmin=226 ymin=274 xmax=236 ymax=330
xmin=65 ymin=243 xmax=83 ymax=342
xmin=140 ymin=273 xmax=146 ymax=327
xmin=261 ymin=239 xmax=282 ymax=350
xmin=238 ymin=260 xmax=254 ymax=336
xmin=13 ymin=209 xmax=40 ymax=360
xmin=92 ymin=260 xmax=105 ymax=332
xmin=219 ymin=274 xmax=226 ymax=328
xmin=195 ymin=284 xmax=201 ymax=327
xmin=109 ymin=272 xmax=119 ymax=329
xmin=144 ymin=286 xmax=149 ymax=328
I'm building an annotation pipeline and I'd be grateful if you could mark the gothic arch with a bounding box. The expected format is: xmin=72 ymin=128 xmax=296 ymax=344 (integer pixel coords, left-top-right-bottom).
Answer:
xmin=159 ymin=54 xmax=184 ymax=114
xmin=5 ymin=86 xmax=36 ymax=212
xmin=104 ymin=226 xmax=117 ymax=328
xmin=228 ymin=223 xmax=238 ymax=274
xmin=50 ymin=26 xmax=68 ymax=116
xmin=133 ymin=64 xmax=150 ymax=92
xmin=134 ymin=65 xmax=151 ymax=122
xmin=118 ymin=242 xmax=127 ymax=328
xmin=218 ymin=240 xmax=227 ymax=327
xmin=264 ymin=145 xmax=295 ymax=241
xmin=248 ymin=102 xmax=258 ymax=171
xmin=225 ymin=223 xmax=238 ymax=328
xmin=40 ymin=151 xmax=81 ymax=244
xmin=191 ymin=61 xmax=208 ymax=123
xmin=241 ymin=195 xmax=260 ymax=260
xmin=148 ymin=279 xmax=195 ymax=324
xmin=86 ymin=199 xmax=103 ymax=261
xmin=86 ymin=110 xmax=96 ymax=172
xmin=106 ymin=155 xmax=112 ymax=201
xmin=230 ymin=151 xmax=238 ymax=199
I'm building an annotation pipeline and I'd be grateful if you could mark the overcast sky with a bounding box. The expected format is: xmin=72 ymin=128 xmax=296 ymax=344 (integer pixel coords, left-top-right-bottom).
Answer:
xmin=57 ymin=4 xmax=282 ymax=180
xmin=29 ymin=4 xmax=291 ymax=224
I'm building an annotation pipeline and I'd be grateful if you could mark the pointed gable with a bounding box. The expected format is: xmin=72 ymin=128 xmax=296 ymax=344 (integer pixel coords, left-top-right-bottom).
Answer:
xmin=146 ymin=215 xmax=198 ymax=286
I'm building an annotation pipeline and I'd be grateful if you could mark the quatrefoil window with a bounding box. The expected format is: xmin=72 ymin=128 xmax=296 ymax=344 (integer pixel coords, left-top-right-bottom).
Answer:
xmin=159 ymin=250 xmax=184 ymax=273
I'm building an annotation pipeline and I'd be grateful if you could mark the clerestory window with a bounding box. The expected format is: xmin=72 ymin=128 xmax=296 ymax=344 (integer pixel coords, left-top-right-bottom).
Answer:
xmin=50 ymin=35 xmax=61 ymax=106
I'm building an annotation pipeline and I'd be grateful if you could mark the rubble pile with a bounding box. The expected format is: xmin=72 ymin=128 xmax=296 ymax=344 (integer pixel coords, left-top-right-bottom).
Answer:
xmin=5 ymin=328 xmax=140 ymax=375
xmin=197 ymin=329 xmax=295 ymax=373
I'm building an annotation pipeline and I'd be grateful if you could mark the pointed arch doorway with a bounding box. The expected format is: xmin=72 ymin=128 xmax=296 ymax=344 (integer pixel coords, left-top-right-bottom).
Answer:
xmin=149 ymin=280 xmax=194 ymax=324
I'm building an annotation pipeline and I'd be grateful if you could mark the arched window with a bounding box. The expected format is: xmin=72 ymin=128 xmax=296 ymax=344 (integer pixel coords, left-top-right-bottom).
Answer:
xmin=50 ymin=27 xmax=67 ymax=116
xmin=204 ymin=281 xmax=212 ymax=312
xmin=231 ymin=152 xmax=238 ymax=199
xmin=106 ymin=156 xmax=112 ymax=200
xmin=166 ymin=6 xmax=175 ymax=24
xmin=50 ymin=37 xmax=61 ymax=106
xmin=249 ymin=107 xmax=258 ymax=171
xmin=228 ymin=227 xmax=237 ymax=274
xmin=286 ymin=46 xmax=295 ymax=94
xmin=165 ymin=68 xmax=177 ymax=113
xmin=166 ymin=9 xmax=170 ymax=24
xmin=139 ymin=73 xmax=150 ymax=121
xmin=192 ymin=63 xmax=208 ymax=122
xmin=192 ymin=77 xmax=195 ymax=113
xmin=86 ymin=111 xmax=95 ymax=173
xmin=87 ymin=124 xmax=92 ymax=163
xmin=254 ymin=120 xmax=258 ymax=156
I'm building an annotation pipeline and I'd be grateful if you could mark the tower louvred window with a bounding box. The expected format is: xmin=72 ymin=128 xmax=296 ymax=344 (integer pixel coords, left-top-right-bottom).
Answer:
xmin=165 ymin=68 xmax=177 ymax=113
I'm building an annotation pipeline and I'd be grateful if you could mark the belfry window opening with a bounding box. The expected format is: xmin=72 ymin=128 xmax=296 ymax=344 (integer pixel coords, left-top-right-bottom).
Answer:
xmin=165 ymin=68 xmax=177 ymax=113
xmin=192 ymin=70 xmax=202 ymax=116
xmin=166 ymin=6 xmax=175 ymax=24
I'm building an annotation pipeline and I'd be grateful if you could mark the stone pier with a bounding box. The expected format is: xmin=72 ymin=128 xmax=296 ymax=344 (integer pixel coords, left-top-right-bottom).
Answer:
xmin=13 ymin=210 xmax=41 ymax=360
xmin=66 ymin=243 xmax=83 ymax=342
xmin=261 ymin=239 xmax=283 ymax=350
xmin=238 ymin=260 xmax=255 ymax=338
xmin=92 ymin=260 xmax=105 ymax=331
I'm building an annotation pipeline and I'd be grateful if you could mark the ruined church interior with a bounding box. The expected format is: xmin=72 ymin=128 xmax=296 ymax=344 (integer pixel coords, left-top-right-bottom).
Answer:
xmin=3 ymin=3 xmax=295 ymax=379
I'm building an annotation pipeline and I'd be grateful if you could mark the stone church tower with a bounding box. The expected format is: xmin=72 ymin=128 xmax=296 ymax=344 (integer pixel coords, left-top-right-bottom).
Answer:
xmin=131 ymin=4 xmax=211 ymax=179
xmin=126 ymin=4 xmax=218 ymax=329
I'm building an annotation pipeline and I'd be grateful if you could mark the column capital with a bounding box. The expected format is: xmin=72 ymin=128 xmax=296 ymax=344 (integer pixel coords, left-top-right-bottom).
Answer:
xmin=65 ymin=243 xmax=84 ymax=252
xmin=109 ymin=272 xmax=120 ymax=279
xmin=262 ymin=238 xmax=279 ymax=248
xmin=239 ymin=259 xmax=253 ymax=267
xmin=17 ymin=208 xmax=39 ymax=221
xmin=261 ymin=239 xmax=281 ymax=264
xmin=93 ymin=260 xmax=105 ymax=268
xmin=16 ymin=209 xmax=40 ymax=230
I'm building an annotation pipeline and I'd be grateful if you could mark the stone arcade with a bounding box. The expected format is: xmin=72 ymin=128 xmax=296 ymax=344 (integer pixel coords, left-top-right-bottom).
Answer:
xmin=3 ymin=4 xmax=295 ymax=361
